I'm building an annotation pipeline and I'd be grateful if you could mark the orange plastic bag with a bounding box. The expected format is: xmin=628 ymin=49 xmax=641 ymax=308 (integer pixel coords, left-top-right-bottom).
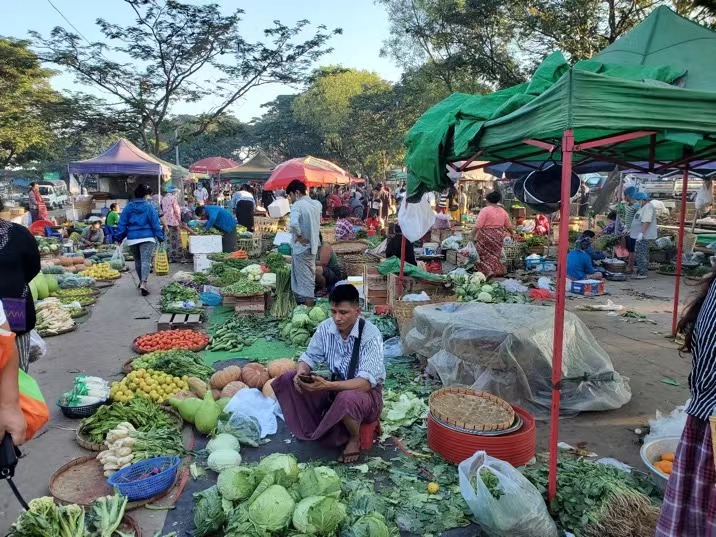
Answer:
xmin=0 ymin=330 xmax=49 ymax=441
xmin=155 ymin=245 xmax=169 ymax=276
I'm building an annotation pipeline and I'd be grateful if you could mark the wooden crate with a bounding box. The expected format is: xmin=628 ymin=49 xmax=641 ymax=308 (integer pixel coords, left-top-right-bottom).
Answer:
xmin=228 ymin=293 xmax=267 ymax=314
xmin=430 ymin=227 xmax=453 ymax=243
xmin=157 ymin=313 xmax=203 ymax=331
xmin=364 ymin=265 xmax=388 ymax=306
xmin=387 ymin=273 xmax=451 ymax=307
xmin=445 ymin=250 xmax=458 ymax=265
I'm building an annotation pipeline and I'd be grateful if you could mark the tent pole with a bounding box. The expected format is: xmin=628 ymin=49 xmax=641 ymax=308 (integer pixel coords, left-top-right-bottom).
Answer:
xmin=398 ymin=234 xmax=406 ymax=297
xmin=548 ymin=129 xmax=574 ymax=504
xmin=671 ymin=164 xmax=689 ymax=336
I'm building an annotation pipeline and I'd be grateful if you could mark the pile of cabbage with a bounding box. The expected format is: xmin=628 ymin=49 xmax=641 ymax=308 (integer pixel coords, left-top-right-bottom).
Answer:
xmin=278 ymin=302 xmax=330 ymax=347
xmin=448 ymin=272 xmax=529 ymax=304
xmin=194 ymin=453 xmax=393 ymax=537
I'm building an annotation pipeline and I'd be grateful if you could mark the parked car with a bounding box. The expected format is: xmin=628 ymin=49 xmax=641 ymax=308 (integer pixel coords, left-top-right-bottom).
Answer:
xmin=583 ymin=173 xmax=607 ymax=192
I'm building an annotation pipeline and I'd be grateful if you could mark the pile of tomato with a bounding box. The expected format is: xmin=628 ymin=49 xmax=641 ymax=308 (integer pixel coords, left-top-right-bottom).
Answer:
xmin=134 ymin=329 xmax=210 ymax=352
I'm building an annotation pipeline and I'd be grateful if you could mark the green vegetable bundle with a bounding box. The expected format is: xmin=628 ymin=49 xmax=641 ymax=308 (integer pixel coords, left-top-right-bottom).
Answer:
xmin=270 ymin=266 xmax=295 ymax=319
xmin=263 ymin=252 xmax=286 ymax=273
xmin=207 ymin=315 xmax=275 ymax=352
xmin=221 ymin=278 xmax=265 ymax=296
xmin=160 ymin=282 xmax=203 ymax=314
xmin=363 ymin=313 xmax=398 ymax=339
xmin=131 ymin=349 xmax=214 ymax=380
xmin=79 ymin=397 xmax=179 ymax=444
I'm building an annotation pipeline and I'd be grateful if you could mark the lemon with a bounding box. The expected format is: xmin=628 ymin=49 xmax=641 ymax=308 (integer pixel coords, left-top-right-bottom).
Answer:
xmin=427 ymin=482 xmax=440 ymax=494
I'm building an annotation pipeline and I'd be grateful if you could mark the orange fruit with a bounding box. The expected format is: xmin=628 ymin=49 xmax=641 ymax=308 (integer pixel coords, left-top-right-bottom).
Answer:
xmin=661 ymin=452 xmax=675 ymax=462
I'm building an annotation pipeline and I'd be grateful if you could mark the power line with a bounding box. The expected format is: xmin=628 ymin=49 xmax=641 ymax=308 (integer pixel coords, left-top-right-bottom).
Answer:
xmin=46 ymin=0 xmax=93 ymax=45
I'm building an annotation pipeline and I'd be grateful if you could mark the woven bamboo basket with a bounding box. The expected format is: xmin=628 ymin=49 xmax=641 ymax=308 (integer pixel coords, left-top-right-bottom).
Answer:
xmin=255 ymin=216 xmax=280 ymax=234
xmin=321 ymin=227 xmax=336 ymax=245
xmin=710 ymin=415 xmax=716 ymax=468
xmin=394 ymin=295 xmax=456 ymax=339
xmin=343 ymin=253 xmax=379 ymax=276
xmin=236 ymin=237 xmax=262 ymax=257
xmin=684 ymin=232 xmax=697 ymax=254
xmin=331 ymin=240 xmax=371 ymax=255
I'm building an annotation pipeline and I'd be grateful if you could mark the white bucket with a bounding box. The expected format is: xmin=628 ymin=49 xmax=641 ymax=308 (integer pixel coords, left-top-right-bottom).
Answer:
xmin=423 ymin=242 xmax=439 ymax=255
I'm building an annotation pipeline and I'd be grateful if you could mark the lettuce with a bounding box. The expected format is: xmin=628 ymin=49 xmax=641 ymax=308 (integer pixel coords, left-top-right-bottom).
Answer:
xmin=297 ymin=466 xmax=342 ymax=499
xmin=292 ymin=495 xmax=347 ymax=535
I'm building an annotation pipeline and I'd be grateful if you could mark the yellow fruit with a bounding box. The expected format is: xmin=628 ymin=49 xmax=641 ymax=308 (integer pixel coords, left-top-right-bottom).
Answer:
xmin=427 ymin=482 xmax=440 ymax=494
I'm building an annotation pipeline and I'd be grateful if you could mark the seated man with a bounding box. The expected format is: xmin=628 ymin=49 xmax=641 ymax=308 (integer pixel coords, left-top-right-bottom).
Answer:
xmin=567 ymin=239 xmax=604 ymax=281
xmin=80 ymin=220 xmax=105 ymax=247
xmin=272 ymin=284 xmax=384 ymax=463
xmin=576 ymin=230 xmax=605 ymax=262
xmin=334 ymin=207 xmax=355 ymax=241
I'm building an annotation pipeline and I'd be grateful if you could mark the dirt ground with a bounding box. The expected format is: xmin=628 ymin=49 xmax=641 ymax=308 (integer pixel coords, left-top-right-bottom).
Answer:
xmin=0 ymin=269 xmax=697 ymax=535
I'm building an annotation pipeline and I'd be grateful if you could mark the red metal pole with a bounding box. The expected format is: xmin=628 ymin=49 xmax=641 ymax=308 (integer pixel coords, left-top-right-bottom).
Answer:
xmin=548 ymin=130 xmax=574 ymax=504
xmin=671 ymin=165 xmax=689 ymax=336
xmin=398 ymin=234 xmax=407 ymax=297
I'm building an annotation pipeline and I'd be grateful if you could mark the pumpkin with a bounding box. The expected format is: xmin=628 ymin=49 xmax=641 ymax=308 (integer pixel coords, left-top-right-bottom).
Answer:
xmin=84 ymin=260 xmax=93 ymax=267
xmin=73 ymin=257 xmax=85 ymax=265
xmin=262 ymin=378 xmax=276 ymax=399
xmin=209 ymin=365 xmax=242 ymax=390
xmin=242 ymin=363 xmax=269 ymax=389
xmin=267 ymin=358 xmax=297 ymax=378
xmin=211 ymin=388 xmax=221 ymax=400
xmin=60 ymin=256 xmax=74 ymax=267
xmin=221 ymin=381 xmax=247 ymax=399
xmin=188 ymin=377 xmax=208 ymax=397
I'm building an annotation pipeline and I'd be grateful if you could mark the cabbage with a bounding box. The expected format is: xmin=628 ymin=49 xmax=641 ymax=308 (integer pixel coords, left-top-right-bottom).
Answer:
xmin=352 ymin=513 xmax=391 ymax=537
xmin=297 ymin=466 xmax=342 ymax=499
xmin=207 ymin=449 xmax=242 ymax=472
xmin=308 ymin=307 xmax=327 ymax=323
xmin=193 ymin=486 xmax=226 ymax=537
xmin=248 ymin=484 xmax=295 ymax=532
xmin=217 ymin=467 xmax=256 ymax=501
xmin=257 ymin=453 xmax=300 ymax=478
xmin=292 ymin=495 xmax=347 ymax=535
xmin=480 ymin=284 xmax=494 ymax=293
xmin=207 ymin=433 xmax=239 ymax=453
xmin=477 ymin=292 xmax=493 ymax=303
xmin=292 ymin=313 xmax=312 ymax=328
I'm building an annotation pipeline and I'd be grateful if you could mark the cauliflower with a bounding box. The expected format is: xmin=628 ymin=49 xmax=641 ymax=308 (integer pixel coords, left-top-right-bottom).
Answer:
xmin=470 ymin=272 xmax=486 ymax=285
xmin=477 ymin=292 xmax=493 ymax=303
xmin=480 ymin=284 xmax=494 ymax=293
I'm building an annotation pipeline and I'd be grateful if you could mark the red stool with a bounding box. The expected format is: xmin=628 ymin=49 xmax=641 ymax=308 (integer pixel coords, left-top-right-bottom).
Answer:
xmin=359 ymin=421 xmax=381 ymax=450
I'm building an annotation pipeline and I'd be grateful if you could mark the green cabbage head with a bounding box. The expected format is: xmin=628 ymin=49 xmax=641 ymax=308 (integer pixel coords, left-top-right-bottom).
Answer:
xmin=297 ymin=466 xmax=342 ymax=499
xmin=292 ymin=495 xmax=347 ymax=535
xmin=248 ymin=484 xmax=295 ymax=531
xmin=477 ymin=292 xmax=493 ymax=303
xmin=217 ymin=467 xmax=256 ymax=501
xmin=352 ymin=513 xmax=391 ymax=537
xmin=292 ymin=313 xmax=312 ymax=328
xmin=257 ymin=453 xmax=300 ymax=478
xmin=308 ymin=307 xmax=327 ymax=323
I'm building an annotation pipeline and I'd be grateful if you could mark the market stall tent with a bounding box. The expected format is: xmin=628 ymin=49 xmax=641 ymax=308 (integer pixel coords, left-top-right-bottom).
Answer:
xmin=404 ymin=6 xmax=716 ymax=501
xmin=189 ymin=156 xmax=240 ymax=175
xmin=263 ymin=156 xmax=351 ymax=190
xmin=218 ymin=150 xmax=277 ymax=182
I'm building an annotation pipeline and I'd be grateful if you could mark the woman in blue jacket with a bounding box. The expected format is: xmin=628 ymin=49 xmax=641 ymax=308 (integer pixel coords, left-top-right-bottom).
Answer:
xmin=115 ymin=184 xmax=165 ymax=296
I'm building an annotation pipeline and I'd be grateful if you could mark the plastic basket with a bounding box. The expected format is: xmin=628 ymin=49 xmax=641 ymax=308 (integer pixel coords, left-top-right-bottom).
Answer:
xmin=199 ymin=292 xmax=222 ymax=306
xmin=155 ymin=247 xmax=169 ymax=276
xmin=107 ymin=456 xmax=180 ymax=501
xmin=56 ymin=398 xmax=108 ymax=419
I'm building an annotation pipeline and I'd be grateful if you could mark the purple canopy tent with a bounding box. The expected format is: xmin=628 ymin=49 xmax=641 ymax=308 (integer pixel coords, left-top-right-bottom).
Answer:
xmin=69 ymin=138 xmax=171 ymax=202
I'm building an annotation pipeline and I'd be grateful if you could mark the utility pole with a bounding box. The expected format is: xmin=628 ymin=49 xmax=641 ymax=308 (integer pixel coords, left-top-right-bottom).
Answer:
xmin=175 ymin=128 xmax=180 ymax=166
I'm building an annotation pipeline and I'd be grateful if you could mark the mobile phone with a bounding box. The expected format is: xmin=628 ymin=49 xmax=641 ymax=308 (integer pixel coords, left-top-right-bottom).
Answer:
xmin=298 ymin=374 xmax=315 ymax=384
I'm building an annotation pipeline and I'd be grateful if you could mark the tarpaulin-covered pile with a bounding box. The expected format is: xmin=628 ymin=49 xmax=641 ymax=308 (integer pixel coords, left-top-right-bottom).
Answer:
xmin=404 ymin=303 xmax=631 ymax=416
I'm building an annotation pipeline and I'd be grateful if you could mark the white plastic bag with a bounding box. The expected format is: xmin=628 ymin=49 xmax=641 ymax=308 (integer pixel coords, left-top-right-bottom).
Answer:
xmin=29 ymin=330 xmax=47 ymax=363
xmin=643 ymin=401 xmax=689 ymax=444
xmin=695 ymin=181 xmax=713 ymax=211
xmin=383 ymin=337 xmax=403 ymax=361
xmin=458 ymin=451 xmax=559 ymax=537
xmin=224 ymin=388 xmax=282 ymax=438
xmin=111 ymin=244 xmax=125 ymax=266
xmin=398 ymin=197 xmax=435 ymax=243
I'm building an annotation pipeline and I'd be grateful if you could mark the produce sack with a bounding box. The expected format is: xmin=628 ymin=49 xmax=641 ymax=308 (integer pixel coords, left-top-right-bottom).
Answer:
xmin=458 ymin=451 xmax=558 ymax=537
xmin=155 ymin=245 xmax=169 ymax=276
xmin=0 ymin=329 xmax=49 ymax=441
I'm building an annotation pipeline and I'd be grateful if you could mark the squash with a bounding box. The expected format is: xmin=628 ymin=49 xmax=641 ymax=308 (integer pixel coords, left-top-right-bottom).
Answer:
xmin=84 ymin=259 xmax=93 ymax=267
xmin=660 ymin=452 xmax=675 ymax=462
xmin=209 ymin=365 xmax=242 ymax=390
xmin=211 ymin=388 xmax=221 ymax=400
xmin=262 ymin=378 xmax=276 ymax=399
xmin=73 ymin=257 xmax=86 ymax=265
xmin=242 ymin=363 xmax=269 ymax=389
xmin=188 ymin=377 xmax=208 ymax=397
xmin=194 ymin=391 xmax=221 ymax=434
xmin=267 ymin=358 xmax=297 ymax=378
xmin=221 ymin=381 xmax=247 ymax=399
xmin=654 ymin=460 xmax=673 ymax=474
xmin=60 ymin=256 xmax=74 ymax=267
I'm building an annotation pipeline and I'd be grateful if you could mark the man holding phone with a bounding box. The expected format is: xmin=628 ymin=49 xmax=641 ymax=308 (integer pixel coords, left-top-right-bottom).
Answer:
xmin=272 ymin=284 xmax=385 ymax=463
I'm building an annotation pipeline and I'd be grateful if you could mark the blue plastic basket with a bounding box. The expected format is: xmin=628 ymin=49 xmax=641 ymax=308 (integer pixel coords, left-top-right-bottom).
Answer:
xmin=199 ymin=292 xmax=222 ymax=306
xmin=107 ymin=456 xmax=180 ymax=501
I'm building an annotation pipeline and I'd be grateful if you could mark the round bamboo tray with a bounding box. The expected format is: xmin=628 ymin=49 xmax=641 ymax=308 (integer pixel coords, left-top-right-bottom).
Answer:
xmin=428 ymin=387 xmax=515 ymax=432
xmin=342 ymin=253 xmax=378 ymax=276
xmin=96 ymin=274 xmax=121 ymax=281
xmin=49 ymin=455 xmax=172 ymax=512
xmin=93 ymin=280 xmax=115 ymax=289
xmin=39 ymin=324 xmax=78 ymax=338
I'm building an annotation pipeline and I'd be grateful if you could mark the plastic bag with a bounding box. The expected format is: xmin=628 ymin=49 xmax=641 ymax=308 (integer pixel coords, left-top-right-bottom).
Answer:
xmin=383 ymin=337 xmax=403 ymax=361
xmin=643 ymin=401 xmax=689 ymax=444
xmin=111 ymin=244 xmax=125 ymax=265
xmin=398 ymin=197 xmax=435 ymax=243
xmin=224 ymin=387 xmax=281 ymax=438
xmin=458 ymin=451 xmax=558 ymax=537
xmin=695 ymin=181 xmax=713 ymax=211
xmin=29 ymin=329 xmax=47 ymax=363
xmin=216 ymin=412 xmax=261 ymax=447
xmin=154 ymin=245 xmax=169 ymax=276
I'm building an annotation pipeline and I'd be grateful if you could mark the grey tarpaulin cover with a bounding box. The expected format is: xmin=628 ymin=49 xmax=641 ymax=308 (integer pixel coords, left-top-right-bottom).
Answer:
xmin=404 ymin=303 xmax=631 ymax=417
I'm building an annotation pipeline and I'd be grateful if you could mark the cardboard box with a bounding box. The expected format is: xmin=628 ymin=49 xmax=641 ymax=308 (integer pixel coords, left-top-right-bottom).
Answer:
xmin=364 ymin=265 xmax=388 ymax=306
xmin=268 ymin=198 xmax=290 ymax=218
xmin=189 ymin=235 xmax=222 ymax=254
xmin=571 ymin=279 xmax=605 ymax=296
xmin=430 ymin=228 xmax=453 ymax=244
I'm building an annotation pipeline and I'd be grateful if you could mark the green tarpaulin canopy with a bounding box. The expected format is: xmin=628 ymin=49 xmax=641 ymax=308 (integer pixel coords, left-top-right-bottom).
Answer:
xmin=405 ymin=6 xmax=716 ymax=200
xmin=218 ymin=150 xmax=277 ymax=182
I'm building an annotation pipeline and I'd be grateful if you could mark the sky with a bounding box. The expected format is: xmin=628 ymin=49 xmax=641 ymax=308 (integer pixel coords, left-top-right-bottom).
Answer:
xmin=0 ymin=0 xmax=402 ymax=121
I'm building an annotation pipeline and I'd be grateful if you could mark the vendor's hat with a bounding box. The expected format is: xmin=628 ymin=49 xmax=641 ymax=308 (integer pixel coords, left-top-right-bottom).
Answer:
xmin=633 ymin=192 xmax=649 ymax=200
xmin=624 ymin=186 xmax=636 ymax=197
xmin=166 ymin=185 xmax=178 ymax=193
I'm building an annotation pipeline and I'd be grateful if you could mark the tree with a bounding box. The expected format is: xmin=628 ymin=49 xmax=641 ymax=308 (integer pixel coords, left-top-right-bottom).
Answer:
xmin=31 ymin=0 xmax=340 ymax=155
xmin=0 ymin=38 xmax=62 ymax=167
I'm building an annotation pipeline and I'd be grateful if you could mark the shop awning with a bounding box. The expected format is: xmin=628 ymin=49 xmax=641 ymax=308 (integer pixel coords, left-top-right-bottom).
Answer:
xmin=69 ymin=138 xmax=171 ymax=178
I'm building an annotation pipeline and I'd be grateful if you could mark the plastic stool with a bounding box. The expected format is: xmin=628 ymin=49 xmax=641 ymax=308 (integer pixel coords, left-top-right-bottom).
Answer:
xmin=359 ymin=420 xmax=381 ymax=450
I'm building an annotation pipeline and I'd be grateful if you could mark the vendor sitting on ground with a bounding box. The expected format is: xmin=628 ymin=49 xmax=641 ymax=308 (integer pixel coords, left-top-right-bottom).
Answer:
xmin=80 ymin=220 xmax=105 ymax=247
xmin=601 ymin=211 xmax=624 ymax=236
xmin=315 ymin=233 xmax=346 ymax=295
xmin=273 ymin=284 xmax=385 ymax=463
xmin=385 ymin=224 xmax=416 ymax=266
xmin=567 ymin=237 xmax=604 ymax=281
xmin=334 ymin=207 xmax=355 ymax=241
xmin=194 ymin=205 xmax=238 ymax=253
xmin=576 ymin=230 xmax=606 ymax=262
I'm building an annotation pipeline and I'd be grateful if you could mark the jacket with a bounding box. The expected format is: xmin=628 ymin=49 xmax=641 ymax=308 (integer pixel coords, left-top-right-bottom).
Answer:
xmin=114 ymin=199 xmax=165 ymax=243
xmin=203 ymin=205 xmax=237 ymax=234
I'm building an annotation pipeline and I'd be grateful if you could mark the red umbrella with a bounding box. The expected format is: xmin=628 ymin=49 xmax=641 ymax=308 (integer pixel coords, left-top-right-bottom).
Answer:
xmin=350 ymin=176 xmax=366 ymax=185
xmin=189 ymin=156 xmax=240 ymax=175
xmin=263 ymin=156 xmax=350 ymax=190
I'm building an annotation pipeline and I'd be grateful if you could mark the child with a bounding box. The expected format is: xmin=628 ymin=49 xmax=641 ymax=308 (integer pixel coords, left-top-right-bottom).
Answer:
xmin=602 ymin=211 xmax=625 ymax=236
